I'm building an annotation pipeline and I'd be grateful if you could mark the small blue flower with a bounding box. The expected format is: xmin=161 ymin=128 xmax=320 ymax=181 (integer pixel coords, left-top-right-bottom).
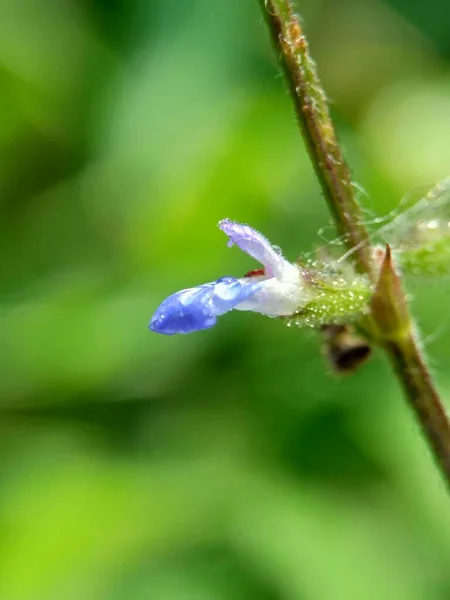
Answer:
xmin=149 ymin=219 xmax=304 ymax=335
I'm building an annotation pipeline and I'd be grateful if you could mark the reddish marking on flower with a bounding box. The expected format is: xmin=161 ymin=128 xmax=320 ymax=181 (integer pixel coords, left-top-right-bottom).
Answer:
xmin=244 ymin=268 xmax=265 ymax=278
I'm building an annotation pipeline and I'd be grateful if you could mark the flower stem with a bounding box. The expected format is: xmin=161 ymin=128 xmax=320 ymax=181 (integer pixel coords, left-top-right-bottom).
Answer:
xmin=386 ymin=336 xmax=450 ymax=477
xmin=258 ymin=0 xmax=373 ymax=277
xmin=259 ymin=0 xmax=450 ymax=488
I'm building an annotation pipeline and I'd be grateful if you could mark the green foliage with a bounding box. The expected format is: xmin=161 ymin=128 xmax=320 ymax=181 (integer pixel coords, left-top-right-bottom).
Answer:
xmin=1 ymin=1 xmax=450 ymax=599
xmin=399 ymin=238 xmax=450 ymax=277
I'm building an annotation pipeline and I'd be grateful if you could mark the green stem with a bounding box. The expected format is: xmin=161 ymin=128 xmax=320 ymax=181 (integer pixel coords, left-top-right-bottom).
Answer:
xmin=386 ymin=335 xmax=450 ymax=477
xmin=259 ymin=0 xmax=450 ymax=488
xmin=259 ymin=0 xmax=373 ymax=276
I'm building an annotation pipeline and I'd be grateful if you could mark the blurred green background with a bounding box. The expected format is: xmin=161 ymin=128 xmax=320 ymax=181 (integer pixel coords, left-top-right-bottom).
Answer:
xmin=1 ymin=0 xmax=450 ymax=598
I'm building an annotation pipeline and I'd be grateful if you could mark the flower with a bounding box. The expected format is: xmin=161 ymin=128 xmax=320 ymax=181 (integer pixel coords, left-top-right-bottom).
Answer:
xmin=149 ymin=219 xmax=305 ymax=335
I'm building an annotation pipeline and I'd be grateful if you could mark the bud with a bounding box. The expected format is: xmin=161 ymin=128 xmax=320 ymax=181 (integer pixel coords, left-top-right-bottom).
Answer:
xmin=286 ymin=258 xmax=373 ymax=328
xmin=370 ymin=245 xmax=410 ymax=342
xmin=321 ymin=324 xmax=372 ymax=374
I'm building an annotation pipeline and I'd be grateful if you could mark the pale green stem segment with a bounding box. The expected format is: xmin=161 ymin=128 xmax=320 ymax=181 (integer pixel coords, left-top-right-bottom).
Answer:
xmin=259 ymin=0 xmax=450 ymax=488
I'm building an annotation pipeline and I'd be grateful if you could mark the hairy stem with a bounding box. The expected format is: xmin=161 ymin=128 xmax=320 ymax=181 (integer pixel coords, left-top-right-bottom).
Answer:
xmin=258 ymin=0 xmax=373 ymax=276
xmin=386 ymin=336 xmax=450 ymax=476
xmin=259 ymin=0 xmax=450 ymax=487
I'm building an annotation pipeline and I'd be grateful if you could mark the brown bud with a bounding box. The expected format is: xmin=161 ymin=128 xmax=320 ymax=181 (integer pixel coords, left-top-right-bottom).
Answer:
xmin=321 ymin=324 xmax=372 ymax=374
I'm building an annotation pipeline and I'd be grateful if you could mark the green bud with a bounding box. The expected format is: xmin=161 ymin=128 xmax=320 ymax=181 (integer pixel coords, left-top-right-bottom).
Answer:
xmin=287 ymin=259 xmax=373 ymax=328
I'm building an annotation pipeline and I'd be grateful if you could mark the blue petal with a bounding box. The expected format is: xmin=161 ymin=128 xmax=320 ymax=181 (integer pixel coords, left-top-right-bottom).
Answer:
xmin=149 ymin=276 xmax=262 ymax=335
